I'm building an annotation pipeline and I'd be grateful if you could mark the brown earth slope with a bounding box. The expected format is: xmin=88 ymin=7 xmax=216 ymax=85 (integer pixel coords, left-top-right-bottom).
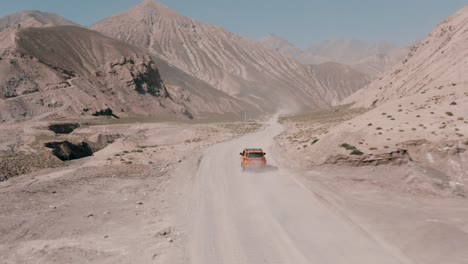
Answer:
xmin=0 ymin=25 xmax=249 ymax=121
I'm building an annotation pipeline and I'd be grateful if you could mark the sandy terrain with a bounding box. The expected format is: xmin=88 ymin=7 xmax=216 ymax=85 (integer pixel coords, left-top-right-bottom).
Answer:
xmin=0 ymin=120 xmax=261 ymax=263
xmin=276 ymin=110 xmax=468 ymax=263
xmin=180 ymin=118 xmax=410 ymax=264
xmin=1 ymin=115 xmax=468 ymax=264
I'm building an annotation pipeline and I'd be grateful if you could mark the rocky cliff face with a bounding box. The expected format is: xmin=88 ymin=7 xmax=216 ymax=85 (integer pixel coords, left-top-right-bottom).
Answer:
xmin=95 ymin=57 xmax=168 ymax=98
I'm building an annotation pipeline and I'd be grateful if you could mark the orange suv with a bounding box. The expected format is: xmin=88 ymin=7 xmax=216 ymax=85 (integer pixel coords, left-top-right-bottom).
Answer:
xmin=240 ymin=148 xmax=266 ymax=169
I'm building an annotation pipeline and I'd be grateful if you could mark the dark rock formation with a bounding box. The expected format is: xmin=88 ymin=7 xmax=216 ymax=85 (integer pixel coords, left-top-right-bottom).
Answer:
xmin=92 ymin=108 xmax=120 ymax=119
xmin=45 ymin=141 xmax=93 ymax=161
xmin=48 ymin=123 xmax=80 ymax=134
xmin=325 ymin=149 xmax=412 ymax=166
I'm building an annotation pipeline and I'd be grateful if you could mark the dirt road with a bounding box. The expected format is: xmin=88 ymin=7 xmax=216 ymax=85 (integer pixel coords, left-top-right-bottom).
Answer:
xmin=186 ymin=118 xmax=411 ymax=264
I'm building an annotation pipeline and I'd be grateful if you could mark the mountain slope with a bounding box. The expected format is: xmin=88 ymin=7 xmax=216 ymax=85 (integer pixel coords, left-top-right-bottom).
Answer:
xmin=0 ymin=10 xmax=77 ymax=31
xmin=344 ymin=7 xmax=468 ymax=108
xmin=91 ymin=0 xmax=370 ymax=112
xmin=0 ymin=25 xmax=247 ymax=121
xmin=301 ymin=7 xmax=468 ymax=179
xmin=258 ymin=34 xmax=302 ymax=59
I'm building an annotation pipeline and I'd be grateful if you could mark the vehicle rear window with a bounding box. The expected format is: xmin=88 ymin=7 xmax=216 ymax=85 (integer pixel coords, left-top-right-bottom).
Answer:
xmin=247 ymin=152 xmax=264 ymax=158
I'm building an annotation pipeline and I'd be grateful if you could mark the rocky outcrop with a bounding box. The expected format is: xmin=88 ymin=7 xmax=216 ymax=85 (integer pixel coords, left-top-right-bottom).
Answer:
xmin=325 ymin=149 xmax=412 ymax=166
xmin=96 ymin=57 xmax=169 ymax=97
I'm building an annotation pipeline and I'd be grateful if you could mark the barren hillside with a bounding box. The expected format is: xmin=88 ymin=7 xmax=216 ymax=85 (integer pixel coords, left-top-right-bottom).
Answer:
xmin=279 ymin=7 xmax=468 ymax=194
xmin=0 ymin=10 xmax=77 ymax=31
xmin=0 ymin=25 xmax=247 ymax=121
xmin=344 ymin=7 xmax=468 ymax=108
xmin=91 ymin=0 xmax=370 ymax=111
xmin=258 ymin=34 xmax=302 ymax=59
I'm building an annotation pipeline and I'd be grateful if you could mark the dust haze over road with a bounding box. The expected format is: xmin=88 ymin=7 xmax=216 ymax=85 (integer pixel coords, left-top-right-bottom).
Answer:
xmin=185 ymin=117 xmax=410 ymax=264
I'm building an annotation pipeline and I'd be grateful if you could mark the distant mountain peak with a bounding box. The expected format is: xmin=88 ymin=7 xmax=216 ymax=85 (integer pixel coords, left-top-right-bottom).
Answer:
xmin=133 ymin=0 xmax=181 ymax=18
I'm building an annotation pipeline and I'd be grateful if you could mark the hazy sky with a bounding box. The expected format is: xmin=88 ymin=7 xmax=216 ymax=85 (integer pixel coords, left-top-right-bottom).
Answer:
xmin=1 ymin=0 xmax=467 ymax=48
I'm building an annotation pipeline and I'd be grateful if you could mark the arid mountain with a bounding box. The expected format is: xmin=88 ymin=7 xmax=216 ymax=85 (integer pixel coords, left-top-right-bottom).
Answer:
xmin=304 ymin=7 xmax=468 ymax=179
xmin=91 ymin=0 xmax=370 ymax=111
xmin=0 ymin=10 xmax=77 ymax=31
xmin=260 ymin=36 xmax=408 ymax=77
xmin=0 ymin=25 xmax=247 ymax=121
xmin=344 ymin=7 xmax=468 ymax=108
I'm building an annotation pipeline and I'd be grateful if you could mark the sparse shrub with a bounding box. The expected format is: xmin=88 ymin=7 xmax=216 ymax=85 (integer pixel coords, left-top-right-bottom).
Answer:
xmin=458 ymin=117 xmax=464 ymax=121
xmin=350 ymin=149 xmax=364 ymax=156
xmin=376 ymin=127 xmax=383 ymax=130
xmin=311 ymin=139 xmax=319 ymax=145
xmin=450 ymin=102 xmax=457 ymax=106
xmin=340 ymin=143 xmax=356 ymax=151
xmin=368 ymin=123 xmax=373 ymax=126
xmin=369 ymin=147 xmax=378 ymax=151
xmin=446 ymin=112 xmax=454 ymax=117
xmin=384 ymin=146 xmax=390 ymax=149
